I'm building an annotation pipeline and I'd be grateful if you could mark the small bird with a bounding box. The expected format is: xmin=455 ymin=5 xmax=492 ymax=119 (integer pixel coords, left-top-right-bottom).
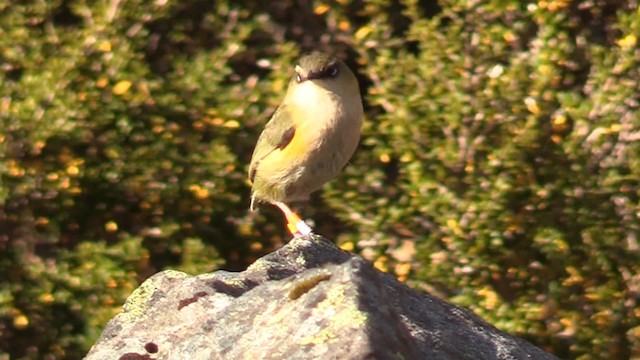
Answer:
xmin=248 ymin=52 xmax=363 ymax=237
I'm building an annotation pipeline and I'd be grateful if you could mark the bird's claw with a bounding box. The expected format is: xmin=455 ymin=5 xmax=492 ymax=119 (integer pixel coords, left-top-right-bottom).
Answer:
xmin=288 ymin=219 xmax=313 ymax=237
xmin=271 ymin=201 xmax=313 ymax=237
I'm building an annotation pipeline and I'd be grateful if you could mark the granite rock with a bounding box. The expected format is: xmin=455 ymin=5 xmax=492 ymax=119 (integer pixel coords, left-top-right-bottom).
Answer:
xmin=85 ymin=235 xmax=558 ymax=360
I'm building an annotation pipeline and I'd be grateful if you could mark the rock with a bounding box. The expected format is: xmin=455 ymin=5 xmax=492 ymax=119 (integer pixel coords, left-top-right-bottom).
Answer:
xmin=85 ymin=235 xmax=558 ymax=360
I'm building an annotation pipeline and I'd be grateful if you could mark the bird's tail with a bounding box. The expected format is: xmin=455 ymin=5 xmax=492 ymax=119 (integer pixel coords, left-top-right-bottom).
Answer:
xmin=249 ymin=193 xmax=257 ymax=212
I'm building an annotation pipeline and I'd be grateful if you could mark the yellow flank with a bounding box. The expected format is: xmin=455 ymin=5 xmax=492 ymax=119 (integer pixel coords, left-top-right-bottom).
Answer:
xmin=259 ymin=123 xmax=311 ymax=177
xmin=281 ymin=122 xmax=309 ymax=159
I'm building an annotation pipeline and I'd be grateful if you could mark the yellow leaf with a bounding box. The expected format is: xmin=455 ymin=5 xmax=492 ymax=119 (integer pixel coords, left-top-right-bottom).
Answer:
xmin=394 ymin=262 xmax=412 ymax=277
xmin=617 ymin=34 xmax=637 ymax=49
xmin=339 ymin=241 xmax=355 ymax=252
xmin=39 ymin=293 xmax=55 ymax=304
xmin=338 ymin=20 xmax=350 ymax=31
xmin=525 ymin=97 xmax=540 ymax=115
xmin=113 ymin=80 xmax=132 ymax=95
xmin=105 ymin=221 xmax=118 ymax=232
xmin=373 ymin=256 xmax=388 ymax=272
xmin=66 ymin=165 xmax=79 ymax=176
xmin=97 ymin=40 xmax=112 ymax=52
xmin=224 ymin=120 xmax=240 ymax=128
xmin=355 ymin=26 xmax=372 ymax=40
xmin=13 ymin=315 xmax=29 ymax=329
xmin=314 ymin=4 xmax=330 ymax=15
xmin=96 ymin=77 xmax=109 ymax=88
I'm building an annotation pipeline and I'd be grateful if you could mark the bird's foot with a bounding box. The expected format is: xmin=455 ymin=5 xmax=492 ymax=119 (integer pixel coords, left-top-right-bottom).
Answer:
xmin=287 ymin=215 xmax=313 ymax=238
xmin=272 ymin=201 xmax=313 ymax=237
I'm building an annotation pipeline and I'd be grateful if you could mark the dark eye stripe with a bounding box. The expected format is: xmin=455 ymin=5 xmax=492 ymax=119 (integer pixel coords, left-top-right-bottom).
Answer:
xmin=307 ymin=64 xmax=339 ymax=80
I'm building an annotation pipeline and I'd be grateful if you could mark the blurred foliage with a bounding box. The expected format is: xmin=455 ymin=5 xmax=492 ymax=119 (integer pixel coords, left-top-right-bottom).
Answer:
xmin=1 ymin=0 xmax=639 ymax=359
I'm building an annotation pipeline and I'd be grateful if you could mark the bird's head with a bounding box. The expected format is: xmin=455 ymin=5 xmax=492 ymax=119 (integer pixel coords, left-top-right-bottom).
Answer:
xmin=292 ymin=52 xmax=358 ymax=92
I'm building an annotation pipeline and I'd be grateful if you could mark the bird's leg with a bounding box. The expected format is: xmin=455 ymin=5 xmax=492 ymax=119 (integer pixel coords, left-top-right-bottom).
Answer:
xmin=272 ymin=201 xmax=313 ymax=237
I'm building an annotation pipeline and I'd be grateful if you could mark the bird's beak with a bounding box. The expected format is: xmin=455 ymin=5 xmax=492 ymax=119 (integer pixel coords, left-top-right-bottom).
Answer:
xmin=294 ymin=65 xmax=307 ymax=82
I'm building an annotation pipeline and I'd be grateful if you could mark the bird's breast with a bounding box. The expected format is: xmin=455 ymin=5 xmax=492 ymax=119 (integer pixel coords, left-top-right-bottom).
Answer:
xmin=254 ymin=80 xmax=362 ymax=202
xmin=288 ymin=81 xmax=362 ymax=150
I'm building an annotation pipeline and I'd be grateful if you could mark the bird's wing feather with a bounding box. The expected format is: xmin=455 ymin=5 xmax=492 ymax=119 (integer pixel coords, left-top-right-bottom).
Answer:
xmin=248 ymin=104 xmax=296 ymax=183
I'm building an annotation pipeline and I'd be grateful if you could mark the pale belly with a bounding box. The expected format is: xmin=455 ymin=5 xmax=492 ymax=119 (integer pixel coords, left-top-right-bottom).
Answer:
xmin=283 ymin=123 xmax=361 ymax=201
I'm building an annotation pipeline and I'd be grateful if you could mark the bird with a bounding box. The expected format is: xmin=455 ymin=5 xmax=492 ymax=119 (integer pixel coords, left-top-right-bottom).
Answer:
xmin=248 ymin=52 xmax=363 ymax=237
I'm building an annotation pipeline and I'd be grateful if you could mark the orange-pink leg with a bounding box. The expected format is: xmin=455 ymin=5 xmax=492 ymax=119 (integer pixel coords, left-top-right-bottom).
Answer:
xmin=272 ymin=201 xmax=313 ymax=237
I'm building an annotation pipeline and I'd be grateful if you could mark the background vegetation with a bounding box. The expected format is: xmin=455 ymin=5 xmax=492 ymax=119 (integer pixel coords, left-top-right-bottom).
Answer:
xmin=1 ymin=0 xmax=639 ymax=358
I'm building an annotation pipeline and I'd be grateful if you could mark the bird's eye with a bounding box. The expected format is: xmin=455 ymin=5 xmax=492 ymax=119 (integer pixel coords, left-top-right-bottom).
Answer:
xmin=329 ymin=66 xmax=339 ymax=77
xmin=295 ymin=74 xmax=302 ymax=83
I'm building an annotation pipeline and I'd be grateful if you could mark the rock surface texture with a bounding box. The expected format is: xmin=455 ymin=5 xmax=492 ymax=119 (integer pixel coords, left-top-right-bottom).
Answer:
xmin=86 ymin=235 xmax=558 ymax=360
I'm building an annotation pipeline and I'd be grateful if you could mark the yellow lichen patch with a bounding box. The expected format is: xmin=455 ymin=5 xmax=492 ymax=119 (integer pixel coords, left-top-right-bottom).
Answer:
xmin=119 ymin=270 xmax=188 ymax=322
xmin=299 ymin=281 xmax=368 ymax=345
xmin=289 ymin=272 xmax=331 ymax=300
xmin=299 ymin=327 xmax=338 ymax=345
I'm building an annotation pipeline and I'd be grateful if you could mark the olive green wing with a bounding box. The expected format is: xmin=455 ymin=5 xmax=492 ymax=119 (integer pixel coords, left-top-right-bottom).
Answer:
xmin=248 ymin=104 xmax=296 ymax=183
